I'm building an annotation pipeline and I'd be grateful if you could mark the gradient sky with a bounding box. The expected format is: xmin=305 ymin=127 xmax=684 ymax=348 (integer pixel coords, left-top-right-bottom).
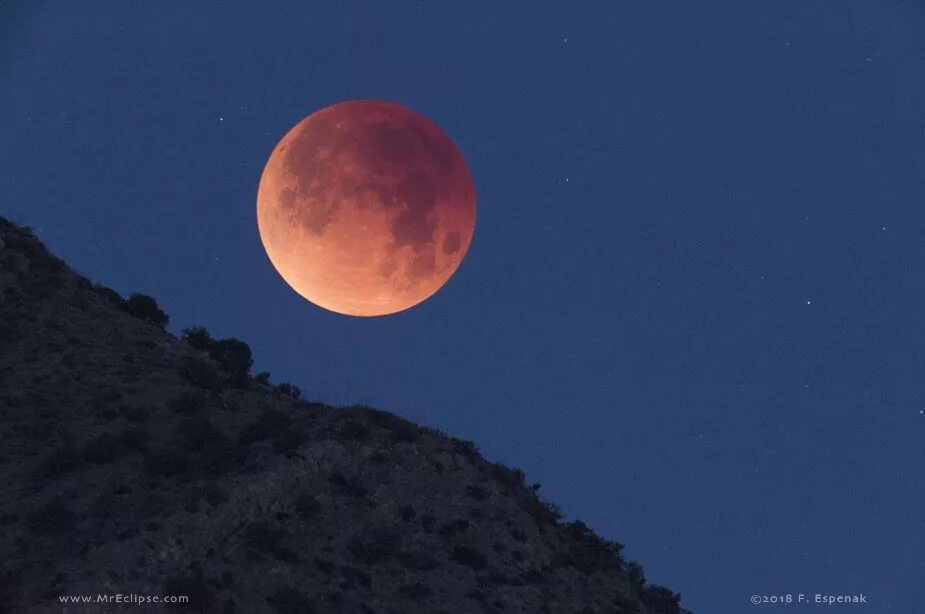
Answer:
xmin=2 ymin=3 xmax=924 ymax=613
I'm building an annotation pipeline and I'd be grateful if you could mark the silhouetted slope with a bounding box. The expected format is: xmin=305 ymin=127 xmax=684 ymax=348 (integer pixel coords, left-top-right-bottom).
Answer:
xmin=0 ymin=215 xmax=687 ymax=614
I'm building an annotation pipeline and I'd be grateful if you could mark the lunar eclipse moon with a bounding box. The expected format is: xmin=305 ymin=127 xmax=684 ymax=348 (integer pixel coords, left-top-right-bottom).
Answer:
xmin=256 ymin=99 xmax=476 ymax=316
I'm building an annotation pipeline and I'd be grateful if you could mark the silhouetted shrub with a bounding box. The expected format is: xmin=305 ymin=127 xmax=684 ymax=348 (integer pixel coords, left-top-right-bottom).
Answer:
xmin=227 ymin=370 xmax=251 ymax=390
xmin=276 ymin=382 xmax=301 ymax=400
xmin=254 ymin=371 xmax=271 ymax=385
xmin=170 ymin=389 xmax=208 ymax=414
xmin=266 ymin=586 xmax=315 ymax=614
xmin=180 ymin=357 xmax=220 ymax=391
xmin=452 ymin=438 xmax=480 ymax=461
xmin=530 ymin=499 xmax=563 ymax=524
xmin=93 ymin=284 xmax=124 ymax=307
xmin=121 ymin=292 xmax=168 ymax=328
xmin=209 ymin=338 xmax=253 ymax=375
xmin=182 ymin=326 xmax=214 ymax=351
xmin=451 ymin=545 xmax=488 ymax=570
xmin=626 ymin=561 xmax=646 ymax=587
xmin=564 ymin=520 xmax=626 ymax=572
xmin=488 ymin=463 xmax=526 ymax=491
xmin=361 ymin=408 xmax=421 ymax=443
xmin=639 ymin=585 xmax=681 ymax=614
xmin=83 ymin=432 xmax=124 ymax=464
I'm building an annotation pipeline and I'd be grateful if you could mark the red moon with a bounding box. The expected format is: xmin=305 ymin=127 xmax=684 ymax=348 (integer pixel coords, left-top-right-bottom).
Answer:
xmin=256 ymin=100 xmax=476 ymax=317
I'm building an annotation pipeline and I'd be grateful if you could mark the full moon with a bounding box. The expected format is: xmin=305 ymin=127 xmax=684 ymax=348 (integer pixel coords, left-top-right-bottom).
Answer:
xmin=256 ymin=99 xmax=476 ymax=317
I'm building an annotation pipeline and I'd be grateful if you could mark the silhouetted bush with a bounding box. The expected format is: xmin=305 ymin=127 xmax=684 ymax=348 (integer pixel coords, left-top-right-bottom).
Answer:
xmin=639 ymin=585 xmax=681 ymax=614
xmin=451 ymin=544 xmax=488 ymax=570
xmin=121 ymin=292 xmax=168 ymax=328
xmin=180 ymin=357 xmax=220 ymax=391
xmin=359 ymin=407 xmax=421 ymax=443
xmin=182 ymin=326 xmax=214 ymax=351
xmin=626 ymin=561 xmax=646 ymax=587
xmin=488 ymin=463 xmax=526 ymax=491
xmin=209 ymin=338 xmax=253 ymax=375
xmin=254 ymin=371 xmax=271 ymax=385
xmin=564 ymin=520 xmax=626 ymax=572
xmin=276 ymin=382 xmax=301 ymax=400
xmin=452 ymin=438 xmax=480 ymax=461
xmin=92 ymin=284 xmax=124 ymax=307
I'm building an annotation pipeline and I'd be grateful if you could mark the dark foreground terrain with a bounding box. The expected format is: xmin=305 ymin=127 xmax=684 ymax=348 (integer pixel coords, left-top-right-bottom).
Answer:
xmin=0 ymin=215 xmax=689 ymax=613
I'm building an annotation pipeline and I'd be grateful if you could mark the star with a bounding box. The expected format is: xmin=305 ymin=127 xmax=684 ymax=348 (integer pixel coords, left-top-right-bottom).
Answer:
xmin=806 ymin=300 xmax=812 ymax=305
xmin=218 ymin=116 xmax=224 ymax=122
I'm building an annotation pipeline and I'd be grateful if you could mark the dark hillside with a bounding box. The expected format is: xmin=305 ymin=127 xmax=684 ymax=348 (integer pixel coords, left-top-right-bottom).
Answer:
xmin=0 ymin=215 xmax=687 ymax=614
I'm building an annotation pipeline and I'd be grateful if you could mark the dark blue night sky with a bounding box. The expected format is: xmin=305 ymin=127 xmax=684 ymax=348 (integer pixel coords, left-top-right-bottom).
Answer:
xmin=3 ymin=3 xmax=924 ymax=612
